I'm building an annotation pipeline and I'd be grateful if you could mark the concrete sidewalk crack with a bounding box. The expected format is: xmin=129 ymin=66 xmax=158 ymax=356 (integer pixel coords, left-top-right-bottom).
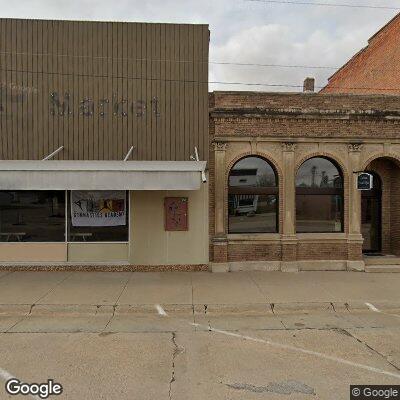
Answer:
xmin=342 ymin=329 xmax=400 ymax=372
xmin=114 ymin=272 xmax=133 ymax=306
xmin=102 ymin=305 xmax=117 ymax=332
xmin=169 ymin=332 xmax=185 ymax=400
xmin=33 ymin=271 xmax=74 ymax=305
xmin=248 ymin=273 xmax=268 ymax=302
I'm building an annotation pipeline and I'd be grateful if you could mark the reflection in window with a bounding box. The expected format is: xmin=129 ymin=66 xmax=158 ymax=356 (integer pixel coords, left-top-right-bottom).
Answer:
xmin=0 ymin=191 xmax=65 ymax=242
xmin=296 ymin=157 xmax=344 ymax=233
xmin=68 ymin=190 xmax=129 ymax=242
xmin=228 ymin=156 xmax=278 ymax=233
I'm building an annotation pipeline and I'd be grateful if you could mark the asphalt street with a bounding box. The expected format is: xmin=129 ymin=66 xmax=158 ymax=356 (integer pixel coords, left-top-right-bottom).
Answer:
xmin=0 ymin=271 xmax=399 ymax=399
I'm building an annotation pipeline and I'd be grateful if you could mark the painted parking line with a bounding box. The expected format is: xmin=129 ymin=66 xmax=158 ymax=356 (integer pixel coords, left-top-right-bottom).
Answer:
xmin=0 ymin=368 xmax=40 ymax=400
xmin=155 ymin=304 xmax=168 ymax=317
xmin=365 ymin=302 xmax=400 ymax=319
xmin=365 ymin=303 xmax=381 ymax=312
xmin=191 ymin=323 xmax=400 ymax=380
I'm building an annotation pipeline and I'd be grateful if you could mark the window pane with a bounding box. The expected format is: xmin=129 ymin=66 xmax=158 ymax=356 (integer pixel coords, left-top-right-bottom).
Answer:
xmin=230 ymin=157 xmax=276 ymax=188
xmin=228 ymin=194 xmax=278 ymax=233
xmin=296 ymin=157 xmax=342 ymax=188
xmin=0 ymin=191 xmax=65 ymax=242
xmin=296 ymin=194 xmax=343 ymax=233
xmin=68 ymin=191 xmax=129 ymax=242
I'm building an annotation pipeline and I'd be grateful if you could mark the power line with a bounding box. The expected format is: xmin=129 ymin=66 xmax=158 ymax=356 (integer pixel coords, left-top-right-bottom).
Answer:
xmin=210 ymin=61 xmax=338 ymax=69
xmin=244 ymin=0 xmax=400 ymax=10
xmin=1 ymin=67 xmax=400 ymax=92
xmin=0 ymin=50 xmax=340 ymax=69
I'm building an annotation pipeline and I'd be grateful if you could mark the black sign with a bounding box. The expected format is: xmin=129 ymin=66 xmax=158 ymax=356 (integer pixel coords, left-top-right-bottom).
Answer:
xmin=357 ymin=173 xmax=373 ymax=190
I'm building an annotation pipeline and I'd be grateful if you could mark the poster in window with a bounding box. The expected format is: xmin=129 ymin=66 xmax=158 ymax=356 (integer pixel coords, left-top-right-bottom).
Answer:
xmin=165 ymin=197 xmax=188 ymax=231
xmin=71 ymin=191 xmax=126 ymax=227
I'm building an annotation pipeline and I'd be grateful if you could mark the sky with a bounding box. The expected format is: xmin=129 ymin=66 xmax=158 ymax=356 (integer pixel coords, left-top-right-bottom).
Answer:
xmin=0 ymin=0 xmax=398 ymax=92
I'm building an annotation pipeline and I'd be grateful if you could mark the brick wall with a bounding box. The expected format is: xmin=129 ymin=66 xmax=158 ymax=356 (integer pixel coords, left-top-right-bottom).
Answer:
xmin=209 ymin=91 xmax=400 ymax=266
xmin=297 ymin=242 xmax=347 ymax=261
xmin=227 ymin=243 xmax=281 ymax=262
xmin=321 ymin=14 xmax=400 ymax=95
xmin=212 ymin=91 xmax=400 ymax=111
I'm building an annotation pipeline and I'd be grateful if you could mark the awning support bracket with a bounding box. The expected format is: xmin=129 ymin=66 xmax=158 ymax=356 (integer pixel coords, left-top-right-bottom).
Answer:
xmin=123 ymin=146 xmax=135 ymax=161
xmin=42 ymin=146 xmax=64 ymax=161
xmin=193 ymin=146 xmax=207 ymax=183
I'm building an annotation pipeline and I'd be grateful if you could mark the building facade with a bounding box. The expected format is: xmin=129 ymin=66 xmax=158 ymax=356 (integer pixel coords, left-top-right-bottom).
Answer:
xmin=0 ymin=18 xmax=209 ymax=268
xmin=321 ymin=13 xmax=400 ymax=95
xmin=209 ymin=91 xmax=400 ymax=272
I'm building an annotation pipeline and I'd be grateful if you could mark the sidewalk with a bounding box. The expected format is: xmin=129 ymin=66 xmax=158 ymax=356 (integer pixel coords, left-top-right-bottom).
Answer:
xmin=0 ymin=270 xmax=400 ymax=312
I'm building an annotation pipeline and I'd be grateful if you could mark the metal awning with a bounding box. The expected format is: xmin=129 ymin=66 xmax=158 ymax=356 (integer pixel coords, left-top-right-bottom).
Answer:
xmin=0 ymin=161 xmax=207 ymax=190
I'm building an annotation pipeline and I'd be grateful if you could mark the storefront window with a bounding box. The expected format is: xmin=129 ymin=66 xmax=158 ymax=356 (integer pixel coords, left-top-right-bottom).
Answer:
xmin=68 ymin=191 xmax=129 ymax=242
xmin=0 ymin=191 xmax=65 ymax=242
xmin=228 ymin=156 xmax=278 ymax=233
xmin=296 ymin=157 xmax=343 ymax=233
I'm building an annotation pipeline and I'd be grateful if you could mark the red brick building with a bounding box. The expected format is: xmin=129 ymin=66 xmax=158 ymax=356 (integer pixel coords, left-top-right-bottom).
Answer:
xmin=321 ymin=13 xmax=400 ymax=94
xmin=209 ymin=91 xmax=400 ymax=272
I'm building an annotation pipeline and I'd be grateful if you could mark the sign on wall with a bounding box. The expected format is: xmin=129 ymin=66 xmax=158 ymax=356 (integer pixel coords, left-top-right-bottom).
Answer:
xmin=71 ymin=191 xmax=126 ymax=227
xmin=164 ymin=197 xmax=188 ymax=231
xmin=357 ymin=173 xmax=373 ymax=191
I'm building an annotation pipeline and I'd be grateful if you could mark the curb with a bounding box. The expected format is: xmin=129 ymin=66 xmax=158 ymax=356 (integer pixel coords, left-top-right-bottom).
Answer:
xmin=0 ymin=302 xmax=399 ymax=317
xmin=194 ymin=304 xmax=274 ymax=315
xmin=0 ymin=264 xmax=209 ymax=272
xmin=272 ymin=302 xmax=335 ymax=314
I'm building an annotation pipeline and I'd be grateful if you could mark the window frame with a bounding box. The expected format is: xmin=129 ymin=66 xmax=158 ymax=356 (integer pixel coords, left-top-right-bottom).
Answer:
xmin=295 ymin=157 xmax=344 ymax=234
xmin=0 ymin=190 xmax=67 ymax=243
xmin=0 ymin=190 xmax=131 ymax=244
xmin=228 ymin=156 xmax=279 ymax=234
xmin=67 ymin=190 xmax=130 ymax=243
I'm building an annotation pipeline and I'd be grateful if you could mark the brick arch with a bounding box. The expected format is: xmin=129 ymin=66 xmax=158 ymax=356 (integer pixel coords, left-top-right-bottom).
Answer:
xmin=295 ymin=152 xmax=348 ymax=178
xmin=226 ymin=151 xmax=283 ymax=185
xmin=361 ymin=153 xmax=400 ymax=255
xmin=361 ymin=153 xmax=400 ymax=170
xmin=295 ymin=151 xmax=349 ymax=234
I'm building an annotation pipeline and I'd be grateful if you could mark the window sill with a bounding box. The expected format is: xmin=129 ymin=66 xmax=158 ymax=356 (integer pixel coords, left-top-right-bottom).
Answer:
xmin=227 ymin=233 xmax=281 ymax=242
xmin=296 ymin=233 xmax=346 ymax=241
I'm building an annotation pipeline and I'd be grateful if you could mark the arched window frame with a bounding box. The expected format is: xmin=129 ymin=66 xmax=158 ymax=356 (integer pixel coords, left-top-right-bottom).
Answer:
xmin=295 ymin=156 xmax=344 ymax=233
xmin=228 ymin=156 xmax=279 ymax=234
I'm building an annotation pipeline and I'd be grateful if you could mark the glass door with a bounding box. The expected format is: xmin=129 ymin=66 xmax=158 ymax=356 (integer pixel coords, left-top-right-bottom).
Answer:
xmin=361 ymin=173 xmax=382 ymax=253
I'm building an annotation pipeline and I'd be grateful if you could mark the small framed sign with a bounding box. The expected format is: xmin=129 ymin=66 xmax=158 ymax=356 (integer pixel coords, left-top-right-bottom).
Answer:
xmin=164 ymin=197 xmax=188 ymax=231
xmin=357 ymin=173 xmax=373 ymax=190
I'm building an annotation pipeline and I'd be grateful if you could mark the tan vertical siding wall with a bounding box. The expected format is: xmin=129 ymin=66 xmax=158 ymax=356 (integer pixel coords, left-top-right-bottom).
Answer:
xmin=130 ymin=183 xmax=209 ymax=265
xmin=0 ymin=19 xmax=209 ymax=161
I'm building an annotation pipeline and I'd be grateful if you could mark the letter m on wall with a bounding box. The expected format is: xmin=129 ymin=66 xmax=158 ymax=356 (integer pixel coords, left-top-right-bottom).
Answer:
xmin=50 ymin=92 xmax=71 ymax=116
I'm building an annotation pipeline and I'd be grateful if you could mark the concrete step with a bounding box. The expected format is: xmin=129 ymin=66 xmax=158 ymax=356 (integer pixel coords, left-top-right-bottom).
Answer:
xmin=364 ymin=255 xmax=400 ymax=266
xmin=365 ymin=264 xmax=400 ymax=273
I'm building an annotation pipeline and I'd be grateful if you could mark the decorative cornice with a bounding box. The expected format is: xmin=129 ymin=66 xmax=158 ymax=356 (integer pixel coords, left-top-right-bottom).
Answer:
xmin=210 ymin=108 xmax=400 ymax=120
xmin=212 ymin=116 xmax=400 ymax=126
xmin=281 ymin=142 xmax=297 ymax=152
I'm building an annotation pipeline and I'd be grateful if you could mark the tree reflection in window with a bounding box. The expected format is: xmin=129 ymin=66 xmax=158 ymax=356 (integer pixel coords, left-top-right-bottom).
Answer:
xmin=296 ymin=157 xmax=344 ymax=233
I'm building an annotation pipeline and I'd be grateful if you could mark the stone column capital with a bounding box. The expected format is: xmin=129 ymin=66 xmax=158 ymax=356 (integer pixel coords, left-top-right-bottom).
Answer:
xmin=281 ymin=142 xmax=297 ymax=152
xmin=212 ymin=141 xmax=228 ymax=152
xmin=348 ymin=143 xmax=363 ymax=152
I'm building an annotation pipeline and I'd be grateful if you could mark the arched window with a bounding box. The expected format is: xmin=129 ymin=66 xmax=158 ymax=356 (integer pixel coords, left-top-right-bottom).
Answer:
xmin=296 ymin=157 xmax=344 ymax=233
xmin=228 ymin=156 xmax=278 ymax=233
